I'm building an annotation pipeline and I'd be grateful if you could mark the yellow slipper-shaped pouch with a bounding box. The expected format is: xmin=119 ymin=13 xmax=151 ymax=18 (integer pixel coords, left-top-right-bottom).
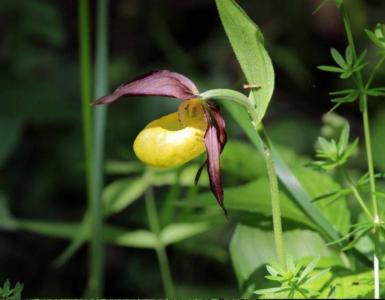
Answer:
xmin=133 ymin=99 xmax=207 ymax=168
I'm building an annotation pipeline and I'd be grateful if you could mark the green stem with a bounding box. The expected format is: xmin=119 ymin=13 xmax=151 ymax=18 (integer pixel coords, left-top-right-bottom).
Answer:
xmin=362 ymin=102 xmax=379 ymax=216
xmin=86 ymin=0 xmax=109 ymax=297
xmin=365 ymin=55 xmax=385 ymax=89
xmin=339 ymin=167 xmax=373 ymax=221
xmin=263 ymin=140 xmax=285 ymax=268
xmin=144 ymin=186 xmax=176 ymax=298
xmin=350 ymin=184 xmax=374 ymax=221
xmin=341 ymin=5 xmax=380 ymax=298
xmin=78 ymin=0 xmax=93 ymax=195
xmin=78 ymin=0 xmax=102 ymax=296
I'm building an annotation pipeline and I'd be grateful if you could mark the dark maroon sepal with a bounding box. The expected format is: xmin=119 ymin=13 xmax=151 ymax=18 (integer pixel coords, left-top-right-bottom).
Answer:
xmin=93 ymin=70 xmax=199 ymax=105
xmin=207 ymin=101 xmax=227 ymax=150
xmin=203 ymin=107 xmax=228 ymax=217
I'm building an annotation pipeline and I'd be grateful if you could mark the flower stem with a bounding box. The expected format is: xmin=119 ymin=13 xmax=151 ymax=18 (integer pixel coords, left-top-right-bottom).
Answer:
xmin=144 ymin=186 xmax=176 ymax=298
xmin=263 ymin=144 xmax=286 ymax=268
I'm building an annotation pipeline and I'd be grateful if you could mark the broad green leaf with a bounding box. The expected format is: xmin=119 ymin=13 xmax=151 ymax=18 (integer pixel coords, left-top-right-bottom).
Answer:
xmin=102 ymin=177 xmax=148 ymax=215
xmin=220 ymin=140 xmax=265 ymax=180
xmin=160 ymin=222 xmax=213 ymax=246
xmin=181 ymin=178 xmax=313 ymax=228
xmin=0 ymin=117 xmax=22 ymax=167
xmin=215 ymin=0 xmax=274 ymax=125
xmin=230 ymin=225 xmax=345 ymax=295
xmin=293 ymin=168 xmax=350 ymax=235
xmin=220 ymin=100 xmax=341 ymax=241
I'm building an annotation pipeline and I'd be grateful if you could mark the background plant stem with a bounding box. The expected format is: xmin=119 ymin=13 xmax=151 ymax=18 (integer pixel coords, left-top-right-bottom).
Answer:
xmin=78 ymin=0 xmax=100 ymax=296
xmin=341 ymin=5 xmax=380 ymax=298
xmin=144 ymin=185 xmax=176 ymax=298
xmin=78 ymin=0 xmax=93 ymax=200
xmin=86 ymin=0 xmax=109 ymax=297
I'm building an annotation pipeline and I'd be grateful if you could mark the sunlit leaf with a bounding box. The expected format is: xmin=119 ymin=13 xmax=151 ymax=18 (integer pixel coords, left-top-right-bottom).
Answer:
xmin=215 ymin=0 xmax=274 ymax=125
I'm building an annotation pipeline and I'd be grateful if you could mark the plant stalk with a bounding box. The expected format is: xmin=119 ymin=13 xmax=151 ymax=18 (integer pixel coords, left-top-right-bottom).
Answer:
xmin=78 ymin=0 xmax=102 ymax=296
xmin=144 ymin=186 xmax=176 ymax=298
xmin=263 ymin=143 xmax=286 ymax=268
xmin=341 ymin=5 xmax=380 ymax=298
xmin=78 ymin=0 xmax=93 ymax=197
xmin=86 ymin=0 xmax=109 ymax=297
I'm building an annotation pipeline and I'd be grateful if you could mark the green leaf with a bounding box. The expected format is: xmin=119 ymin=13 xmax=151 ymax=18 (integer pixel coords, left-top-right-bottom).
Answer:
xmin=160 ymin=222 xmax=213 ymax=246
xmin=220 ymin=100 xmax=341 ymax=241
xmin=318 ymin=65 xmax=344 ymax=73
xmin=319 ymin=270 xmax=385 ymax=298
xmin=331 ymin=48 xmax=347 ymax=68
xmin=338 ymin=123 xmax=350 ymax=150
xmin=151 ymin=164 xmax=209 ymax=187
xmin=215 ymin=0 xmax=274 ymax=125
xmin=230 ymin=225 xmax=344 ymax=295
xmin=345 ymin=46 xmax=353 ymax=65
xmin=220 ymin=140 xmax=265 ymax=180
xmin=180 ymin=178 xmax=313 ymax=228
xmin=298 ymin=256 xmax=320 ymax=283
xmin=104 ymin=227 xmax=157 ymax=248
xmin=365 ymin=29 xmax=384 ymax=48
xmin=294 ymin=168 xmax=350 ymax=235
xmin=102 ymin=177 xmax=148 ymax=215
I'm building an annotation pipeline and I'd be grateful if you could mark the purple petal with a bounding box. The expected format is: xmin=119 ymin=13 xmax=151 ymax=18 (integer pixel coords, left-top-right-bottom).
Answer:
xmin=93 ymin=70 xmax=199 ymax=105
xmin=207 ymin=101 xmax=227 ymax=150
xmin=203 ymin=111 xmax=227 ymax=216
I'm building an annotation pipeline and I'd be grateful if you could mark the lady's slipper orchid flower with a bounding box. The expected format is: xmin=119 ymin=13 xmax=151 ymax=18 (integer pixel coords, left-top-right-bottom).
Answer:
xmin=94 ymin=70 xmax=228 ymax=215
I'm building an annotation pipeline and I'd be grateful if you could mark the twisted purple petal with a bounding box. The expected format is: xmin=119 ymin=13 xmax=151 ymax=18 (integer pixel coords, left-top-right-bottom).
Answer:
xmin=94 ymin=70 xmax=199 ymax=105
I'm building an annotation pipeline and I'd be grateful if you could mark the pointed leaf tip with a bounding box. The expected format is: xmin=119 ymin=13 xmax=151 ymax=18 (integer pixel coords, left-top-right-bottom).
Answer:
xmin=93 ymin=70 xmax=199 ymax=105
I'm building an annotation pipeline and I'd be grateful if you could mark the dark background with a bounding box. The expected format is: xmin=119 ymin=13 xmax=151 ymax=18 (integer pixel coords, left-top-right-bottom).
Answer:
xmin=0 ymin=0 xmax=385 ymax=297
